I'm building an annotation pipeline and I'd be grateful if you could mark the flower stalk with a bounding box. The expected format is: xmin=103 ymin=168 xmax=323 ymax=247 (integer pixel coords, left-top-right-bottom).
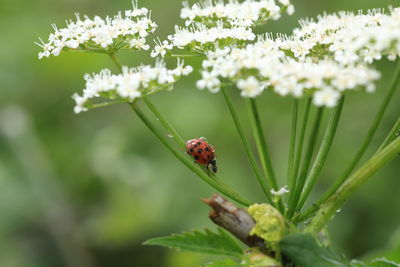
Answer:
xmin=246 ymin=98 xmax=284 ymax=211
xmin=337 ymin=61 xmax=400 ymax=178
xmin=378 ymin=116 xmax=400 ymax=151
xmin=221 ymin=86 xmax=273 ymax=205
xmin=290 ymin=98 xmax=312 ymax=197
xmin=287 ymin=99 xmax=299 ymax=198
xmin=296 ymin=97 xmax=345 ymax=212
xmin=143 ymin=97 xmax=186 ymax=148
xmin=287 ymin=107 xmax=324 ymax=217
xmin=306 ymin=136 xmax=400 ymax=232
xmin=109 ymin=53 xmax=123 ymax=72
xmin=295 ymin=61 xmax=400 ymax=222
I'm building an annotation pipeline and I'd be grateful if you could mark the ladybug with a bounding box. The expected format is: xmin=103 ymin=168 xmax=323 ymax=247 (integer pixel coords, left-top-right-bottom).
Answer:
xmin=186 ymin=137 xmax=218 ymax=173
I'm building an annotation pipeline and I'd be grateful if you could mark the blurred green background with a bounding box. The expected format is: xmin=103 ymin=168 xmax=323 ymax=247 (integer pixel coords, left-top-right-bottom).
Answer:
xmin=0 ymin=0 xmax=399 ymax=266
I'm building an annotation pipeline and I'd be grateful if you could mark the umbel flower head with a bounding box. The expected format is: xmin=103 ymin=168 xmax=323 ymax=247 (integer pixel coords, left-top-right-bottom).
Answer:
xmin=279 ymin=7 xmax=400 ymax=65
xmin=73 ymin=59 xmax=193 ymax=114
xmin=151 ymin=21 xmax=256 ymax=57
xmin=36 ymin=1 xmax=157 ymax=59
xmin=151 ymin=0 xmax=293 ymax=56
xmin=180 ymin=0 xmax=294 ymax=28
xmin=197 ymin=38 xmax=380 ymax=107
xmin=161 ymin=22 xmax=256 ymax=54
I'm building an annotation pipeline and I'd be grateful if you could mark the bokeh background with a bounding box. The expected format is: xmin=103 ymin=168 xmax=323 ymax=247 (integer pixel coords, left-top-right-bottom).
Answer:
xmin=0 ymin=0 xmax=399 ymax=266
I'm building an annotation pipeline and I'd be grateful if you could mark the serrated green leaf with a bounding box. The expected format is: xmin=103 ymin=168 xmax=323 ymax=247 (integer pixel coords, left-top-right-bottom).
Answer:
xmin=280 ymin=233 xmax=348 ymax=267
xmin=144 ymin=228 xmax=243 ymax=257
xmin=203 ymin=259 xmax=240 ymax=267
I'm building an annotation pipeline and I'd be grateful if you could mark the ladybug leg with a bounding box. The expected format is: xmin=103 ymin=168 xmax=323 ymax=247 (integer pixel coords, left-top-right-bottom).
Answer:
xmin=206 ymin=164 xmax=212 ymax=177
xmin=208 ymin=160 xmax=218 ymax=174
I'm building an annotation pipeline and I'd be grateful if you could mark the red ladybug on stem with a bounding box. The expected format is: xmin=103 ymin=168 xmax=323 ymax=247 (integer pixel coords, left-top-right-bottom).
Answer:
xmin=186 ymin=137 xmax=218 ymax=173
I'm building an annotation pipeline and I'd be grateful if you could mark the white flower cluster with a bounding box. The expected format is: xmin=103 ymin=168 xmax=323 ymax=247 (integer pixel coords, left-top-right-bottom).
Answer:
xmin=152 ymin=0 xmax=292 ymax=56
xmin=197 ymin=39 xmax=380 ymax=107
xmin=36 ymin=3 xmax=157 ymax=59
xmin=167 ymin=22 xmax=255 ymax=52
xmin=181 ymin=0 xmax=294 ymax=28
xmin=279 ymin=8 xmax=400 ymax=65
xmin=73 ymin=60 xmax=193 ymax=113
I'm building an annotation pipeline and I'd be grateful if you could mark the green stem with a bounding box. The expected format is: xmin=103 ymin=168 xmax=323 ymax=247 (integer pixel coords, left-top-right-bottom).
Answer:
xmin=143 ymin=97 xmax=186 ymax=148
xmin=109 ymin=53 xmax=122 ymax=72
xmin=295 ymin=61 xmax=400 ymax=223
xmin=107 ymin=52 xmax=186 ymax=149
xmin=130 ymin=102 xmax=251 ymax=206
xmin=287 ymin=99 xmax=299 ymax=197
xmin=246 ymin=98 xmax=284 ymax=211
xmin=290 ymin=98 xmax=312 ymax=199
xmin=328 ymin=62 xmax=400 ymax=191
xmin=169 ymin=54 xmax=201 ymax=58
xmin=69 ymin=48 xmax=107 ymax=54
xmin=378 ymin=116 xmax=400 ymax=151
xmin=221 ymin=86 xmax=273 ymax=204
xmin=296 ymin=97 xmax=345 ymax=212
xmin=306 ymin=137 xmax=400 ymax=233
xmin=89 ymin=100 xmax=127 ymax=109
xmin=342 ymin=61 xmax=400 ymax=172
xmin=287 ymin=107 xmax=324 ymax=217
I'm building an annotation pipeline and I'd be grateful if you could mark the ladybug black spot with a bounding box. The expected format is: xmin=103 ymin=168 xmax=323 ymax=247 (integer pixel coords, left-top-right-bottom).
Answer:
xmin=205 ymin=147 xmax=210 ymax=152
xmin=189 ymin=148 xmax=193 ymax=153
xmin=197 ymin=142 xmax=201 ymax=145
xmin=198 ymin=148 xmax=203 ymax=153
xmin=194 ymin=144 xmax=198 ymax=148
xmin=194 ymin=155 xmax=199 ymax=160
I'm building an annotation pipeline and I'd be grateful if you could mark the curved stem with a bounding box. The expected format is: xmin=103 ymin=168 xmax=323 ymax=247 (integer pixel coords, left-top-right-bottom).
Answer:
xmin=296 ymin=97 xmax=345 ymax=212
xmin=327 ymin=62 xmax=400 ymax=192
xmin=287 ymin=99 xmax=299 ymax=197
xmin=295 ymin=61 xmax=400 ymax=222
xmin=109 ymin=53 xmax=122 ymax=72
xmin=246 ymin=98 xmax=284 ymax=211
xmin=107 ymin=53 xmax=186 ymax=150
xmin=378 ymin=116 xmax=400 ymax=151
xmin=221 ymin=86 xmax=273 ymax=205
xmin=143 ymin=97 xmax=186 ymax=148
xmin=306 ymin=137 xmax=400 ymax=233
xmin=89 ymin=100 xmax=127 ymax=109
xmin=287 ymin=107 xmax=324 ymax=217
xmin=130 ymin=102 xmax=251 ymax=206
xmin=343 ymin=61 xmax=400 ymax=169
xmin=169 ymin=54 xmax=202 ymax=58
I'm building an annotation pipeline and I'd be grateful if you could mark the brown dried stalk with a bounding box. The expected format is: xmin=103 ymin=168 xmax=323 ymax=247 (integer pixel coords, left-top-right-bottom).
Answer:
xmin=202 ymin=194 xmax=265 ymax=249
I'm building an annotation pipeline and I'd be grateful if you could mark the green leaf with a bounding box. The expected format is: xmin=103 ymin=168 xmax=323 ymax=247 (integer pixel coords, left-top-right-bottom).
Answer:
xmin=143 ymin=228 xmax=243 ymax=257
xmin=280 ymin=233 xmax=348 ymax=267
xmin=369 ymin=258 xmax=400 ymax=267
xmin=363 ymin=226 xmax=400 ymax=262
xmin=350 ymin=258 xmax=400 ymax=267
xmin=203 ymin=259 xmax=240 ymax=267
